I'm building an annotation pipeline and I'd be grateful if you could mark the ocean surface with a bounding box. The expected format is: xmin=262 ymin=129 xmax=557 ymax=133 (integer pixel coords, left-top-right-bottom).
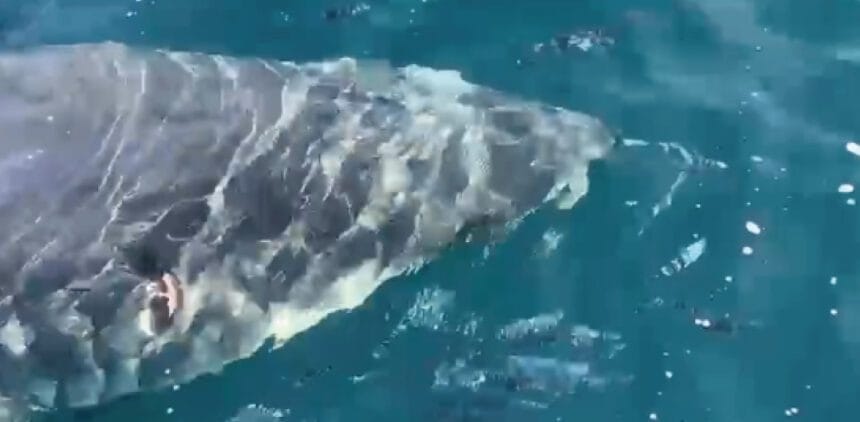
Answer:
xmin=3 ymin=0 xmax=860 ymax=421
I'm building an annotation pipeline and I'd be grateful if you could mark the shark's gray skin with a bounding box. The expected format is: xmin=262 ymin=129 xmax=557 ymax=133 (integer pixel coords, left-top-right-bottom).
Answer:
xmin=0 ymin=42 xmax=613 ymax=417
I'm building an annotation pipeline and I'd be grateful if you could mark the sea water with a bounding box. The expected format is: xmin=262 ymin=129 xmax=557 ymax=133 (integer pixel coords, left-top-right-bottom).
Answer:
xmin=3 ymin=0 xmax=860 ymax=421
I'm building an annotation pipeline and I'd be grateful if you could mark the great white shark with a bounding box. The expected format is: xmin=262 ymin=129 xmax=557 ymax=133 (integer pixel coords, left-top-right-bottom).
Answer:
xmin=0 ymin=41 xmax=614 ymax=418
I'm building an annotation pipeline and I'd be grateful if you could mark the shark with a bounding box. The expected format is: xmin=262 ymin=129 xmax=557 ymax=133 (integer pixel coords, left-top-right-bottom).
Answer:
xmin=0 ymin=41 xmax=614 ymax=419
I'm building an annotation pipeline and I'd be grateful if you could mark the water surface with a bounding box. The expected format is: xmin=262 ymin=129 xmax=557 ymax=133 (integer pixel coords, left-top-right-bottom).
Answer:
xmin=3 ymin=0 xmax=860 ymax=421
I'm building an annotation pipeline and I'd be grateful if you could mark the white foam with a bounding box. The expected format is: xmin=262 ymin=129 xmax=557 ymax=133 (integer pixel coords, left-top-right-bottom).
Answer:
xmin=0 ymin=314 xmax=31 ymax=357
xmin=745 ymin=221 xmax=762 ymax=235
xmin=269 ymin=259 xmax=389 ymax=343
xmin=742 ymin=246 xmax=754 ymax=255
xmin=539 ymin=229 xmax=563 ymax=255
xmin=396 ymin=287 xmax=456 ymax=332
xmin=682 ymin=238 xmax=707 ymax=264
xmin=651 ymin=171 xmax=687 ymax=218
xmin=499 ymin=310 xmax=564 ymax=341
xmin=229 ymin=404 xmax=288 ymax=422
xmin=838 ymin=183 xmax=854 ymax=193
xmin=398 ymin=65 xmax=475 ymax=123
xmin=401 ymin=65 xmax=472 ymax=100
xmin=379 ymin=150 xmax=412 ymax=195
xmin=660 ymin=238 xmax=706 ymax=276
xmin=847 ymin=142 xmax=860 ymax=157
xmin=621 ymin=138 xmax=649 ymax=147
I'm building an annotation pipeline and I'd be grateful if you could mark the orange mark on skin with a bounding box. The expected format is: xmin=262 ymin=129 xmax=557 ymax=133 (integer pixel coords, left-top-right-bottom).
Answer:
xmin=153 ymin=272 xmax=184 ymax=319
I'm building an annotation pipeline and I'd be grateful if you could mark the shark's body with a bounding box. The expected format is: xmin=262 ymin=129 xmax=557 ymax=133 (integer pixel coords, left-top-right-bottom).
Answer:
xmin=0 ymin=42 xmax=613 ymax=416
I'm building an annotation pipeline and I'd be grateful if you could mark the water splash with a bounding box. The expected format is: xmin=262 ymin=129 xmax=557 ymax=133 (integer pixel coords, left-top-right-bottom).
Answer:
xmin=227 ymin=404 xmax=289 ymax=422
xmin=659 ymin=238 xmax=708 ymax=277
xmin=374 ymin=286 xmax=457 ymax=359
xmin=433 ymin=359 xmax=488 ymax=392
xmin=395 ymin=287 xmax=456 ymax=333
xmin=498 ymin=310 xmax=564 ymax=341
xmin=621 ymin=138 xmax=728 ymax=235
xmin=535 ymin=229 xmax=564 ymax=257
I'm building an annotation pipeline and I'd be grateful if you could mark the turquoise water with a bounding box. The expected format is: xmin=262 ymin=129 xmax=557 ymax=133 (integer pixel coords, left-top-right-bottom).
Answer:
xmin=4 ymin=0 xmax=860 ymax=421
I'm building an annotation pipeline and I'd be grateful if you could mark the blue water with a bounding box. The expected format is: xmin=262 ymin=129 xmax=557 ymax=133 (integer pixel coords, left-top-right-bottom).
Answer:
xmin=4 ymin=0 xmax=860 ymax=421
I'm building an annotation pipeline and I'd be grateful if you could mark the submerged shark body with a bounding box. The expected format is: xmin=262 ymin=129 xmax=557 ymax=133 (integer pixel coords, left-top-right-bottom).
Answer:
xmin=0 ymin=42 xmax=613 ymax=416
